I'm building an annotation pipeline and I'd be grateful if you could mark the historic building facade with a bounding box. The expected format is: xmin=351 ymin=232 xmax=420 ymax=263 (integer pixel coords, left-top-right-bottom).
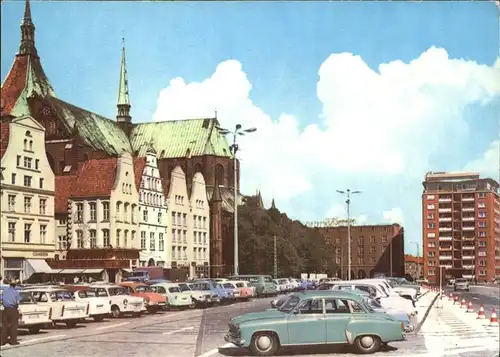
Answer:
xmin=1 ymin=1 xmax=242 ymax=277
xmin=137 ymin=148 xmax=169 ymax=267
xmin=0 ymin=115 xmax=56 ymax=281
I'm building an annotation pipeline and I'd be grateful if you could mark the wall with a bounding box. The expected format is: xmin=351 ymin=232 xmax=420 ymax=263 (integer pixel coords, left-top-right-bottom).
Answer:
xmin=138 ymin=150 xmax=169 ymax=267
xmin=0 ymin=116 xmax=56 ymax=278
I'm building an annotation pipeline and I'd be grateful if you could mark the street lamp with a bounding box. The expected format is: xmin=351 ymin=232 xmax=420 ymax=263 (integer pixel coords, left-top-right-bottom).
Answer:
xmin=410 ymin=241 xmax=421 ymax=280
xmin=336 ymin=189 xmax=361 ymax=280
xmin=216 ymin=124 xmax=257 ymax=276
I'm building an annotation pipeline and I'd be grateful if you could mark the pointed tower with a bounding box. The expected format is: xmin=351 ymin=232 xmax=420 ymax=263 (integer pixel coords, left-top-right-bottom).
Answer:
xmin=270 ymin=198 xmax=276 ymax=210
xmin=116 ymin=38 xmax=133 ymax=135
xmin=1 ymin=0 xmax=55 ymax=117
xmin=210 ymin=180 xmax=223 ymax=277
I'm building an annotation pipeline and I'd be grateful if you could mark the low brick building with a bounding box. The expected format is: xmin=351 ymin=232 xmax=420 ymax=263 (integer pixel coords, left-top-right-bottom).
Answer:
xmin=404 ymin=254 xmax=423 ymax=280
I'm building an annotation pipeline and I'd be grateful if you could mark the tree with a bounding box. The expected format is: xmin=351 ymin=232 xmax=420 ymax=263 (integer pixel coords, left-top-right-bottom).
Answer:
xmin=238 ymin=196 xmax=337 ymax=277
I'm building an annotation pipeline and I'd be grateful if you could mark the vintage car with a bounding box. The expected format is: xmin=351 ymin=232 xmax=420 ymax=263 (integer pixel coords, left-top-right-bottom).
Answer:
xmin=225 ymin=291 xmax=406 ymax=356
xmin=228 ymin=275 xmax=278 ymax=297
xmin=11 ymin=290 xmax=52 ymax=334
xmin=217 ymin=283 xmax=236 ymax=303
xmin=386 ymin=277 xmax=421 ymax=296
xmin=227 ymin=281 xmax=254 ymax=301
xmin=453 ymin=278 xmax=470 ymax=292
xmin=179 ymin=282 xmax=216 ymax=307
xmin=189 ymin=281 xmax=222 ymax=305
xmin=119 ymin=282 xmax=167 ymax=313
xmin=64 ymin=285 xmax=111 ymax=322
xmin=365 ymin=279 xmax=418 ymax=302
xmin=23 ymin=287 xmax=89 ymax=328
xmin=151 ymin=283 xmax=194 ymax=309
xmin=89 ymin=284 xmax=144 ymax=317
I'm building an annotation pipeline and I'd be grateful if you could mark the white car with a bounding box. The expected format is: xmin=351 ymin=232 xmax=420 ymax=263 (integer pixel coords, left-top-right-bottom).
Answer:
xmin=355 ymin=279 xmax=417 ymax=309
xmin=8 ymin=290 xmax=52 ymax=334
xmin=88 ymin=284 xmax=144 ymax=318
xmin=222 ymin=282 xmax=241 ymax=298
xmin=69 ymin=288 xmax=111 ymax=322
xmin=24 ymin=288 xmax=89 ymax=328
xmin=177 ymin=282 xmax=212 ymax=306
xmin=151 ymin=283 xmax=194 ymax=309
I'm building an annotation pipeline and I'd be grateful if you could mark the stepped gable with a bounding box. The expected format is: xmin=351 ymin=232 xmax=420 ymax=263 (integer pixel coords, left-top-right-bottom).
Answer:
xmin=71 ymin=157 xmax=118 ymax=198
xmin=133 ymin=157 xmax=146 ymax=192
xmin=130 ymin=118 xmax=232 ymax=158
xmin=55 ymin=175 xmax=76 ymax=214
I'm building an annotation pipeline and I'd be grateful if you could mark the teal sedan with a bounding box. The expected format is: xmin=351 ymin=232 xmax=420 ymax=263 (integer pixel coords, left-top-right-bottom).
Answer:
xmin=225 ymin=291 xmax=406 ymax=356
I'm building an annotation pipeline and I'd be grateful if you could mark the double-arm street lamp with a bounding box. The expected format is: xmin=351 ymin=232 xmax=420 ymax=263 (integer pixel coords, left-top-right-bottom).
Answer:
xmin=216 ymin=124 xmax=257 ymax=276
xmin=336 ymin=189 xmax=361 ymax=280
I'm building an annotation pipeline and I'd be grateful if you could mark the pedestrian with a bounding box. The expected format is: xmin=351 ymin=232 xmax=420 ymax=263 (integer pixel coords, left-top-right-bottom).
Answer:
xmin=1 ymin=279 xmax=21 ymax=346
xmin=73 ymin=276 xmax=79 ymax=284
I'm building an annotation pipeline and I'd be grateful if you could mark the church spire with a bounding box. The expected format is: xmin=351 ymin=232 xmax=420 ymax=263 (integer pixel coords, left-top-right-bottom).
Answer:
xmin=116 ymin=37 xmax=131 ymax=123
xmin=19 ymin=0 xmax=37 ymax=56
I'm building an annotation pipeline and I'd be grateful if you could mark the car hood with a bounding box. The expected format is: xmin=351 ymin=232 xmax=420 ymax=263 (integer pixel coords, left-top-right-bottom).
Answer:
xmin=231 ymin=309 xmax=287 ymax=325
xmin=133 ymin=292 xmax=166 ymax=302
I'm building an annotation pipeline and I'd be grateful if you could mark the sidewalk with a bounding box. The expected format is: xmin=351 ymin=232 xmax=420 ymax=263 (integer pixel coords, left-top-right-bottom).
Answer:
xmin=419 ymin=294 xmax=500 ymax=356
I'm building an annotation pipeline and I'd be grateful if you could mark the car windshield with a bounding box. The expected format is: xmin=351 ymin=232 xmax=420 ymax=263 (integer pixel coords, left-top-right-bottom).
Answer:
xmin=168 ymin=287 xmax=181 ymax=293
xmin=456 ymin=279 xmax=467 ymax=283
xmin=223 ymin=283 xmax=233 ymax=289
xmin=78 ymin=290 xmax=95 ymax=298
xmin=363 ymin=297 xmax=380 ymax=311
xmin=195 ymin=283 xmax=211 ymax=291
xmin=19 ymin=292 xmax=35 ymax=304
xmin=108 ymin=288 xmax=129 ymax=296
xmin=264 ymin=276 xmax=273 ymax=283
xmin=135 ymin=285 xmax=153 ymax=292
xmin=278 ymin=295 xmax=300 ymax=313
xmin=178 ymin=284 xmax=191 ymax=292
xmin=50 ymin=291 xmax=74 ymax=301
xmin=235 ymin=283 xmax=244 ymax=288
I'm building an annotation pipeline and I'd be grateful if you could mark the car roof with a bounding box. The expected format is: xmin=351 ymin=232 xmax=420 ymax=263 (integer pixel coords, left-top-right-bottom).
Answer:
xmin=120 ymin=282 xmax=147 ymax=287
xmin=294 ymin=290 xmax=363 ymax=301
xmin=152 ymin=282 xmax=179 ymax=287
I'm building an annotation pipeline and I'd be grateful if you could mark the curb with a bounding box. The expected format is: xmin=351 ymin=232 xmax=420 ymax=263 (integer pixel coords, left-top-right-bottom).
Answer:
xmin=414 ymin=293 xmax=439 ymax=333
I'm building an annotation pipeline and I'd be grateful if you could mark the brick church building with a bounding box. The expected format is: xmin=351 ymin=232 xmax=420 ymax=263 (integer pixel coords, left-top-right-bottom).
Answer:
xmin=1 ymin=0 xmax=241 ymax=277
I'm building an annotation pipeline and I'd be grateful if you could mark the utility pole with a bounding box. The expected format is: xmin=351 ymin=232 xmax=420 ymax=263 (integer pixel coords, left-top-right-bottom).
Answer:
xmin=390 ymin=240 xmax=393 ymax=277
xmin=273 ymin=235 xmax=278 ymax=278
xmin=411 ymin=241 xmax=420 ymax=280
xmin=337 ymin=189 xmax=361 ymax=280
xmin=216 ymin=124 xmax=257 ymax=276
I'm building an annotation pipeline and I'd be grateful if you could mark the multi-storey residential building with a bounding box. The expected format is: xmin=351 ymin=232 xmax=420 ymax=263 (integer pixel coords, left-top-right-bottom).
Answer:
xmin=167 ymin=166 xmax=210 ymax=278
xmin=317 ymin=223 xmax=405 ymax=279
xmin=137 ymin=147 xmax=168 ymax=267
xmin=404 ymin=254 xmax=423 ymax=280
xmin=422 ymin=171 xmax=500 ymax=283
xmin=0 ymin=115 xmax=56 ymax=281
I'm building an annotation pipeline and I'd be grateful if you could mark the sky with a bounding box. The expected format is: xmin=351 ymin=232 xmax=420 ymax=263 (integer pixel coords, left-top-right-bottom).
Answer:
xmin=1 ymin=1 xmax=499 ymax=256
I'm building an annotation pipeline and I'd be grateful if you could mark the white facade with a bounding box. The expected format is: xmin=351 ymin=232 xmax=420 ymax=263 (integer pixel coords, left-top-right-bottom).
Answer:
xmin=138 ymin=148 xmax=168 ymax=267
xmin=70 ymin=153 xmax=139 ymax=260
xmin=0 ymin=116 xmax=56 ymax=281
xmin=167 ymin=166 xmax=210 ymax=278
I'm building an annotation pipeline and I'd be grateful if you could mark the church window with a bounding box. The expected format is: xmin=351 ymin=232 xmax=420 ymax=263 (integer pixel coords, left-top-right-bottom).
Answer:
xmin=215 ymin=164 xmax=224 ymax=185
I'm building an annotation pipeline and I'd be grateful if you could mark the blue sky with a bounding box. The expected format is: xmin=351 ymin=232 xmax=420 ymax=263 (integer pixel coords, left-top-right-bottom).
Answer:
xmin=2 ymin=1 xmax=499 ymax=256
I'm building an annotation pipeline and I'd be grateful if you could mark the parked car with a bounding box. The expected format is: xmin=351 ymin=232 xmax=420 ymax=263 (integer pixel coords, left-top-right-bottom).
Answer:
xmin=23 ymin=287 xmax=89 ymax=328
xmin=151 ymin=283 xmax=194 ymax=309
xmin=89 ymin=284 xmax=144 ymax=318
xmin=189 ymin=281 xmax=223 ymax=305
xmin=228 ymin=281 xmax=254 ymax=301
xmin=218 ymin=283 xmax=237 ymax=303
xmin=225 ymin=290 xmax=406 ymax=356
xmin=454 ymin=278 xmax=470 ymax=292
xmin=119 ymin=282 xmax=167 ymax=313
xmin=228 ymin=275 xmax=277 ymax=297
xmin=11 ymin=290 xmax=52 ymax=334
xmin=65 ymin=286 xmax=111 ymax=321
xmin=177 ymin=282 xmax=213 ymax=307
xmin=362 ymin=296 xmax=414 ymax=332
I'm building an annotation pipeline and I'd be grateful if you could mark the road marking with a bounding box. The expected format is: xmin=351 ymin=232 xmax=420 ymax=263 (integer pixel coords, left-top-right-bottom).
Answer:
xmin=95 ymin=322 xmax=130 ymax=330
xmin=20 ymin=334 xmax=67 ymax=344
xmin=196 ymin=343 xmax=234 ymax=357
xmin=162 ymin=326 xmax=194 ymax=335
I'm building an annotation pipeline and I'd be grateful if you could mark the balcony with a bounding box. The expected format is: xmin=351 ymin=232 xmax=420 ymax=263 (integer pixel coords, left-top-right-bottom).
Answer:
xmin=463 ymin=265 xmax=475 ymax=270
xmin=462 ymin=245 xmax=475 ymax=250
xmin=441 ymin=264 xmax=452 ymax=269
xmin=463 ymin=274 xmax=474 ymax=279
xmin=439 ymin=227 xmax=452 ymax=232
xmin=439 ymin=217 xmax=452 ymax=222
xmin=462 ymin=207 xmax=475 ymax=212
xmin=462 ymin=255 xmax=475 ymax=260
xmin=439 ymin=198 xmax=452 ymax=203
xmin=462 ymin=197 xmax=475 ymax=202
xmin=439 ymin=245 xmax=452 ymax=251
xmin=462 ymin=226 xmax=475 ymax=231
xmin=462 ymin=216 xmax=475 ymax=221
xmin=439 ymin=208 xmax=452 ymax=213
xmin=462 ymin=236 xmax=475 ymax=241
xmin=439 ymin=255 xmax=452 ymax=260
xmin=439 ymin=236 xmax=452 ymax=241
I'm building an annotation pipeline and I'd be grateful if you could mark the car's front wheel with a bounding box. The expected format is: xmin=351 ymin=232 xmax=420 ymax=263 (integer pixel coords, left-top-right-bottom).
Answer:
xmin=354 ymin=335 xmax=381 ymax=354
xmin=249 ymin=332 xmax=279 ymax=356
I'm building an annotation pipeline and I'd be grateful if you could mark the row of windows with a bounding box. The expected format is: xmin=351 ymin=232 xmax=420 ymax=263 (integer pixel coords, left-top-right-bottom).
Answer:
xmin=171 ymin=246 xmax=208 ymax=260
xmin=74 ymin=229 xmax=137 ymax=249
xmin=6 ymin=222 xmax=48 ymax=244
xmin=328 ymin=235 xmax=388 ymax=245
xmin=140 ymin=231 xmax=165 ymax=251
xmin=427 ymin=222 xmax=487 ymax=229
xmin=139 ymin=191 xmax=164 ymax=206
xmin=16 ymin=155 xmax=40 ymax=171
xmin=8 ymin=173 xmax=45 ymax=189
xmin=7 ymin=194 xmax=48 ymax=215
xmin=140 ymin=174 xmax=161 ymax=192
xmin=75 ymin=201 xmax=111 ymax=222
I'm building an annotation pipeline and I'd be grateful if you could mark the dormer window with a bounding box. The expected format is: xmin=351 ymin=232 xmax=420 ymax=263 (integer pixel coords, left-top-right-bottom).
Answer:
xmin=25 ymin=130 xmax=32 ymax=137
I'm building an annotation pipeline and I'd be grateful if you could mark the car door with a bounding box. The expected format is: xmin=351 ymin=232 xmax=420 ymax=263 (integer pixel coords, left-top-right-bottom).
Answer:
xmin=324 ymin=298 xmax=352 ymax=343
xmin=287 ymin=298 xmax=326 ymax=345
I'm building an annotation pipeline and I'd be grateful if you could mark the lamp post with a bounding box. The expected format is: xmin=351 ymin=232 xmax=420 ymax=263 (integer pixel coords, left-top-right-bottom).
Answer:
xmin=410 ymin=241 xmax=421 ymax=280
xmin=336 ymin=189 xmax=361 ymax=280
xmin=216 ymin=124 xmax=257 ymax=276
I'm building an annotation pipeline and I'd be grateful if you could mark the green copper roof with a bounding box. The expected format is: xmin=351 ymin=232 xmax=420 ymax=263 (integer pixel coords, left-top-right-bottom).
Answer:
xmin=130 ymin=118 xmax=232 ymax=158
xmin=48 ymin=97 xmax=132 ymax=155
xmin=117 ymin=41 xmax=130 ymax=106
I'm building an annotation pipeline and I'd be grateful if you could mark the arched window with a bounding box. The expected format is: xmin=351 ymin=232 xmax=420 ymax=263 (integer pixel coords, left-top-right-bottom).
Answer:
xmin=25 ymin=130 xmax=31 ymax=137
xmin=215 ymin=164 xmax=224 ymax=185
xmin=23 ymin=139 xmax=28 ymax=150
xmin=29 ymin=140 xmax=33 ymax=150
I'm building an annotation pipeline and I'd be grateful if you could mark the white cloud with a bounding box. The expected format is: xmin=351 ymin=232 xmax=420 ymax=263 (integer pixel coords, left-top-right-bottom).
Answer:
xmin=464 ymin=140 xmax=499 ymax=179
xmin=383 ymin=207 xmax=405 ymax=225
xmin=152 ymin=48 xmax=500 ymax=253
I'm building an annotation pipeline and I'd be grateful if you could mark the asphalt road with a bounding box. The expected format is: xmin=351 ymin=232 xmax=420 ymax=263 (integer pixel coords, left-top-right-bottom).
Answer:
xmin=0 ymin=294 xmax=432 ymax=357
xmin=444 ymin=285 xmax=500 ymax=314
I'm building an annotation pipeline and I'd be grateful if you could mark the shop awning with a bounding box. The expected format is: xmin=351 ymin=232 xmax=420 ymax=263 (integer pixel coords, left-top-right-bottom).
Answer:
xmin=82 ymin=269 xmax=104 ymax=274
xmin=58 ymin=269 xmax=85 ymax=274
xmin=26 ymin=259 xmax=58 ymax=274
xmin=121 ymin=268 xmax=133 ymax=273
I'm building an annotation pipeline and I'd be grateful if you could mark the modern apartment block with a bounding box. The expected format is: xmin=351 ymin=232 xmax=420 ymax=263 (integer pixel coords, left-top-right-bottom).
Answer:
xmin=422 ymin=172 xmax=500 ymax=283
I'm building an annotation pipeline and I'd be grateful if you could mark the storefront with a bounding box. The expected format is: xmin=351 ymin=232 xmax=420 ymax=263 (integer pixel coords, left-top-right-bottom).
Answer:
xmin=2 ymin=257 xmax=59 ymax=283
